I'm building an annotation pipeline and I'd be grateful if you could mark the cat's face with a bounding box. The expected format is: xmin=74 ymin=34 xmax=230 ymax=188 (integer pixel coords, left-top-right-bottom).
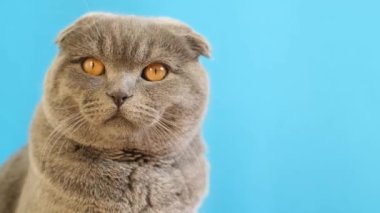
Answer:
xmin=42 ymin=13 xmax=209 ymax=155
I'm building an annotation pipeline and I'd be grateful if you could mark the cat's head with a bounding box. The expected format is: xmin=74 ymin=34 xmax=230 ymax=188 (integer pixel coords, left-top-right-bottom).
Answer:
xmin=42 ymin=13 xmax=210 ymax=155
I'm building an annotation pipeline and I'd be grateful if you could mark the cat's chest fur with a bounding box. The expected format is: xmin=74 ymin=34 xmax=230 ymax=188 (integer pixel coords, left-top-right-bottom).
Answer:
xmin=16 ymin=106 xmax=207 ymax=213
xmin=20 ymin=147 xmax=204 ymax=213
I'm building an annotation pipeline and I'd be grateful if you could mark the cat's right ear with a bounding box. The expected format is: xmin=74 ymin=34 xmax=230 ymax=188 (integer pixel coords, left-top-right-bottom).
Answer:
xmin=55 ymin=13 xmax=103 ymax=47
xmin=55 ymin=24 xmax=75 ymax=46
xmin=55 ymin=18 xmax=87 ymax=47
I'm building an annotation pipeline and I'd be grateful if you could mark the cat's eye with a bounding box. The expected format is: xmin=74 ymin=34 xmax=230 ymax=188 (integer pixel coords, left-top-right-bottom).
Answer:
xmin=82 ymin=58 xmax=105 ymax=76
xmin=142 ymin=63 xmax=168 ymax=82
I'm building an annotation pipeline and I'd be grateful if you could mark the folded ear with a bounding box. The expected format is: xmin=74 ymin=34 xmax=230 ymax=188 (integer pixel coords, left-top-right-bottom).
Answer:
xmin=55 ymin=12 xmax=105 ymax=47
xmin=154 ymin=17 xmax=211 ymax=58
xmin=183 ymin=31 xmax=211 ymax=58
xmin=55 ymin=23 xmax=75 ymax=45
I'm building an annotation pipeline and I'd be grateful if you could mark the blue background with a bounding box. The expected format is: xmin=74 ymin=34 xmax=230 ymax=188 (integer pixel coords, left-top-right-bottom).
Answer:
xmin=1 ymin=0 xmax=380 ymax=212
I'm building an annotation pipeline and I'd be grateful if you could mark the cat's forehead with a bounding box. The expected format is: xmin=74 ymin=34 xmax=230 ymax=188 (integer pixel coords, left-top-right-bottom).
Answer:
xmin=58 ymin=14 xmax=194 ymax=67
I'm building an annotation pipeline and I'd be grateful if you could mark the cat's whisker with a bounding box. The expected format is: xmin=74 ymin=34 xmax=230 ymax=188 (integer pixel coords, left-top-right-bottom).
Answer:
xmin=40 ymin=114 xmax=81 ymax=163
xmin=48 ymin=104 xmax=78 ymax=110
xmin=56 ymin=118 xmax=87 ymax=156
xmin=135 ymin=104 xmax=158 ymax=113
xmin=43 ymin=116 xmax=83 ymax=165
xmin=41 ymin=114 xmax=83 ymax=167
xmin=136 ymin=104 xmax=183 ymax=124
xmin=155 ymin=119 xmax=203 ymax=168
xmin=156 ymin=120 xmax=203 ymax=169
xmin=41 ymin=120 xmax=79 ymax=166
xmin=136 ymin=109 xmax=183 ymax=141
xmin=81 ymin=100 xmax=103 ymax=108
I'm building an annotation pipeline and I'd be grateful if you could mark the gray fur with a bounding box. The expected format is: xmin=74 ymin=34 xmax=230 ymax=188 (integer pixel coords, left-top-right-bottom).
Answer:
xmin=0 ymin=12 xmax=210 ymax=213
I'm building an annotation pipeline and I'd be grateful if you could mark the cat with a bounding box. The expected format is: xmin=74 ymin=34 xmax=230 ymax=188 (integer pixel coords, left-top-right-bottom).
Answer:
xmin=0 ymin=12 xmax=210 ymax=213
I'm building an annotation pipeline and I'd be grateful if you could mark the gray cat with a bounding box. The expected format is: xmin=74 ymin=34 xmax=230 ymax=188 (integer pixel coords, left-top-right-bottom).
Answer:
xmin=0 ymin=12 xmax=210 ymax=213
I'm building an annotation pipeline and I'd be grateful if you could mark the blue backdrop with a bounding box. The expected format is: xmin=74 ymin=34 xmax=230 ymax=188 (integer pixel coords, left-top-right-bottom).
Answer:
xmin=1 ymin=0 xmax=380 ymax=212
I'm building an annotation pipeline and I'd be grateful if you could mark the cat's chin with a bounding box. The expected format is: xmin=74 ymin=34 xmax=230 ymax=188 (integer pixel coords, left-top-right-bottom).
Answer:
xmin=104 ymin=114 xmax=132 ymax=126
xmin=102 ymin=117 xmax=134 ymax=132
xmin=96 ymin=115 xmax=141 ymax=141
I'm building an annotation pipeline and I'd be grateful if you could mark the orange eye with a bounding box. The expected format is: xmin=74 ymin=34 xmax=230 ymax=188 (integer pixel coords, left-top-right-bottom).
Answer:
xmin=82 ymin=58 xmax=105 ymax=76
xmin=142 ymin=63 xmax=168 ymax=82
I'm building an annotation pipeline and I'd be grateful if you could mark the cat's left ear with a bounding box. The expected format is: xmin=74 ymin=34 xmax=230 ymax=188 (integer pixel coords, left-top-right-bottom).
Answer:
xmin=155 ymin=18 xmax=211 ymax=58
xmin=183 ymin=31 xmax=211 ymax=58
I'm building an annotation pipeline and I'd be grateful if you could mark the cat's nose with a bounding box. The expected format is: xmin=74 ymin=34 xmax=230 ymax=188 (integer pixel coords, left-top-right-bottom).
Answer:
xmin=106 ymin=91 xmax=132 ymax=107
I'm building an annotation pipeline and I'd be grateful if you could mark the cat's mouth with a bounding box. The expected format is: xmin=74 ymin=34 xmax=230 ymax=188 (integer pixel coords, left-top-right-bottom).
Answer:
xmin=104 ymin=111 xmax=130 ymax=125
